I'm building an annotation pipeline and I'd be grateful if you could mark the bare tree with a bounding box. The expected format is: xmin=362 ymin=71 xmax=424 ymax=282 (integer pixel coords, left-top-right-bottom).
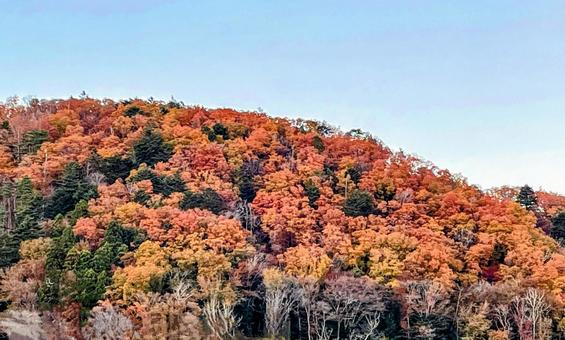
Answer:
xmin=133 ymin=275 xmax=204 ymax=339
xmin=83 ymin=301 xmax=134 ymax=340
xmin=203 ymin=293 xmax=240 ymax=339
xmin=492 ymin=304 xmax=512 ymax=336
xmin=403 ymin=280 xmax=452 ymax=339
xmin=512 ymin=288 xmax=551 ymax=340
xmin=263 ymin=270 xmax=298 ymax=337
xmin=315 ymin=275 xmax=388 ymax=339
xmin=232 ymin=201 xmax=259 ymax=231
xmin=297 ymin=277 xmax=320 ymax=340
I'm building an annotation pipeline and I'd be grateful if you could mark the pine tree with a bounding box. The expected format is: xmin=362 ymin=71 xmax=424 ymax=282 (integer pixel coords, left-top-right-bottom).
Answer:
xmin=550 ymin=212 xmax=565 ymax=241
xmin=45 ymin=162 xmax=97 ymax=219
xmin=343 ymin=189 xmax=375 ymax=217
xmin=312 ymin=135 xmax=325 ymax=153
xmin=16 ymin=129 xmax=48 ymax=160
xmin=517 ymin=185 xmax=538 ymax=211
xmin=39 ymin=226 xmax=76 ymax=307
xmin=0 ymin=178 xmax=43 ymax=267
xmin=130 ymin=168 xmax=186 ymax=196
xmin=132 ymin=129 xmax=173 ymax=167
xmin=180 ymin=189 xmax=226 ymax=214
xmin=0 ymin=230 xmax=19 ymax=267
xmin=100 ymin=155 xmax=135 ymax=183
xmin=303 ymin=179 xmax=320 ymax=208
xmin=14 ymin=177 xmax=44 ymax=240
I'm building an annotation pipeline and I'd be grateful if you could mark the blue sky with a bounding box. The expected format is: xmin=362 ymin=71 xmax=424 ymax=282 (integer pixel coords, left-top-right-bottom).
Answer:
xmin=1 ymin=1 xmax=564 ymax=194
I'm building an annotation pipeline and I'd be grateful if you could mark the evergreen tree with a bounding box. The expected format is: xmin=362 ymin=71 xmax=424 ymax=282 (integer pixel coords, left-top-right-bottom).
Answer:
xmin=345 ymin=165 xmax=362 ymax=184
xmin=45 ymin=162 xmax=97 ymax=219
xmin=343 ymin=189 xmax=375 ymax=217
xmin=133 ymin=190 xmax=151 ymax=205
xmin=237 ymin=174 xmax=256 ymax=203
xmin=312 ymin=135 xmax=325 ymax=153
xmin=17 ymin=129 xmax=48 ymax=159
xmin=516 ymin=185 xmax=538 ymax=211
xmin=303 ymin=179 xmax=320 ymax=208
xmin=100 ymin=155 xmax=135 ymax=183
xmin=234 ymin=163 xmax=258 ymax=202
xmin=14 ymin=177 xmax=44 ymax=240
xmin=550 ymin=212 xmax=565 ymax=241
xmin=0 ymin=177 xmax=43 ymax=267
xmin=68 ymin=199 xmax=89 ymax=226
xmin=212 ymin=123 xmax=229 ymax=138
xmin=39 ymin=226 xmax=76 ymax=307
xmin=132 ymin=129 xmax=173 ymax=166
xmin=123 ymin=106 xmax=147 ymax=118
xmin=159 ymin=173 xmax=186 ymax=196
xmin=0 ymin=230 xmax=19 ymax=267
xmin=180 ymin=189 xmax=226 ymax=214
xmin=130 ymin=168 xmax=186 ymax=196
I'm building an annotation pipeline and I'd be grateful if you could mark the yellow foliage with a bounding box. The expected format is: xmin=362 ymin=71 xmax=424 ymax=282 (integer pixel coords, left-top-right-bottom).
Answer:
xmin=19 ymin=237 xmax=52 ymax=260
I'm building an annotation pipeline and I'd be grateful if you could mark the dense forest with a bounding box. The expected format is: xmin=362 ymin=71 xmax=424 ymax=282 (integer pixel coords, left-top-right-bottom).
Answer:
xmin=0 ymin=96 xmax=563 ymax=339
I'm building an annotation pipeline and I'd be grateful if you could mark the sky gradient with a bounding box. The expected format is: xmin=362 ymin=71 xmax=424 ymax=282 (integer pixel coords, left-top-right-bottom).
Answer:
xmin=1 ymin=1 xmax=564 ymax=193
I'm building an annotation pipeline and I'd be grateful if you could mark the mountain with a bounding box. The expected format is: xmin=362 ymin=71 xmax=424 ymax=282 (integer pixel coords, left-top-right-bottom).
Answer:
xmin=0 ymin=97 xmax=563 ymax=339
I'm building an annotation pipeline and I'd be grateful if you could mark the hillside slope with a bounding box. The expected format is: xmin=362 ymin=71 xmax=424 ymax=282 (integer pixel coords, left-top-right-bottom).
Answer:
xmin=0 ymin=97 xmax=563 ymax=339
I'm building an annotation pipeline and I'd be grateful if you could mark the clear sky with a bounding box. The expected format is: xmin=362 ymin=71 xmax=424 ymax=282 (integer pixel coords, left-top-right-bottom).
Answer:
xmin=1 ymin=1 xmax=564 ymax=194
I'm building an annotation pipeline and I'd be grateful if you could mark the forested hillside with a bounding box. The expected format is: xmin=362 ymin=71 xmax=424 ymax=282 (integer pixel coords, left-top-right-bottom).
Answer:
xmin=0 ymin=97 xmax=563 ymax=339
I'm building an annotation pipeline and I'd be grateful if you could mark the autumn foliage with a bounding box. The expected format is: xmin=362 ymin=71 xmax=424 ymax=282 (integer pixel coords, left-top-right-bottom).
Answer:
xmin=0 ymin=96 xmax=563 ymax=339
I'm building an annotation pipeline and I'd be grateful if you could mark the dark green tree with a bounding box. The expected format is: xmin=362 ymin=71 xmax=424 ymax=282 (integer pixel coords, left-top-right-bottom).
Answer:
xmin=132 ymin=129 xmax=173 ymax=167
xmin=345 ymin=166 xmax=362 ymax=184
xmin=133 ymin=190 xmax=151 ymax=205
xmin=303 ymin=179 xmax=320 ymax=208
xmin=343 ymin=190 xmax=375 ymax=217
xmin=39 ymin=226 xmax=76 ymax=307
xmin=202 ymin=123 xmax=230 ymax=142
xmin=0 ymin=230 xmax=19 ymax=267
xmin=550 ymin=212 xmax=565 ymax=241
xmin=123 ymin=106 xmax=148 ymax=118
xmin=100 ymin=155 xmax=135 ymax=183
xmin=17 ymin=130 xmax=49 ymax=159
xmin=180 ymin=189 xmax=226 ymax=214
xmin=45 ymin=162 xmax=97 ymax=219
xmin=159 ymin=173 xmax=186 ymax=196
xmin=212 ymin=123 xmax=229 ymax=139
xmin=234 ymin=161 xmax=259 ymax=202
xmin=312 ymin=135 xmax=325 ymax=153
xmin=516 ymin=185 xmax=537 ymax=211
xmin=68 ymin=200 xmax=89 ymax=226
xmin=0 ymin=177 xmax=43 ymax=267
xmin=14 ymin=176 xmax=44 ymax=240
xmin=130 ymin=168 xmax=185 ymax=197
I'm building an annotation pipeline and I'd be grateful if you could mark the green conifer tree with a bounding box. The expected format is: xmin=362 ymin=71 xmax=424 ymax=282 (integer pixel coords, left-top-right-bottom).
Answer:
xmin=132 ymin=129 xmax=173 ymax=166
